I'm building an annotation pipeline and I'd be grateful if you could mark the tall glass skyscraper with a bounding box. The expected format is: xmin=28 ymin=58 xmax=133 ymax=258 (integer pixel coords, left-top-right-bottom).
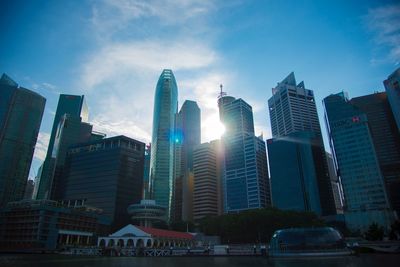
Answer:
xmin=173 ymin=100 xmax=200 ymax=222
xmin=35 ymin=94 xmax=88 ymax=199
xmin=0 ymin=74 xmax=46 ymax=207
xmin=323 ymin=92 xmax=394 ymax=231
xmin=267 ymin=72 xmax=336 ymax=216
xmin=149 ymin=69 xmax=178 ymax=220
xmin=384 ymin=68 xmax=400 ymax=132
xmin=219 ymin=93 xmax=270 ymax=212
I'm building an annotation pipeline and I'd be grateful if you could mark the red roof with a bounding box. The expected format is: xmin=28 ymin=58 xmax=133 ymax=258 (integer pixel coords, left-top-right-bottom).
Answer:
xmin=136 ymin=226 xmax=194 ymax=240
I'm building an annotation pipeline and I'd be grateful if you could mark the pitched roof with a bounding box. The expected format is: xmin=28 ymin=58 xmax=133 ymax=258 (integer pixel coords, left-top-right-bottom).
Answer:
xmin=136 ymin=226 xmax=194 ymax=240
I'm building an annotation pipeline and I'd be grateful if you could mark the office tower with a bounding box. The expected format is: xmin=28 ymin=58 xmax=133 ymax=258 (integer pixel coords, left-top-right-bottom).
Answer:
xmin=218 ymin=91 xmax=270 ymax=212
xmin=23 ymin=180 xmax=35 ymax=200
xmin=323 ymin=93 xmax=394 ymax=231
xmin=142 ymin=144 xmax=151 ymax=199
xmin=267 ymin=72 xmax=336 ymax=216
xmin=193 ymin=140 xmax=223 ymax=220
xmin=326 ymin=152 xmax=344 ymax=214
xmin=268 ymin=132 xmax=329 ymax=215
xmin=49 ymin=114 xmax=94 ymax=200
xmin=384 ymin=68 xmax=400 ymax=131
xmin=350 ymin=92 xmax=400 ymax=218
xmin=35 ymin=94 xmax=88 ymax=199
xmin=0 ymin=74 xmax=46 ymax=207
xmin=62 ymin=136 xmax=145 ymax=230
xmin=173 ymin=100 xmax=201 ymax=222
xmin=149 ymin=69 xmax=178 ymax=220
xmin=268 ymin=72 xmax=320 ymax=137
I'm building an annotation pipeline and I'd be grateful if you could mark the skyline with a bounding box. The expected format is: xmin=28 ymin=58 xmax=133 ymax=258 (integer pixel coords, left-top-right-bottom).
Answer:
xmin=1 ymin=0 xmax=399 ymax=180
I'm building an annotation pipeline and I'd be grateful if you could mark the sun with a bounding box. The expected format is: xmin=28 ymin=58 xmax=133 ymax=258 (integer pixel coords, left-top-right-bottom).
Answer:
xmin=202 ymin=114 xmax=225 ymax=142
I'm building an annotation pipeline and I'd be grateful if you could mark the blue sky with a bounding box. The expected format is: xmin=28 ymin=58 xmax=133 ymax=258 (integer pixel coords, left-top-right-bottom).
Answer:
xmin=1 ymin=0 xmax=399 ymax=180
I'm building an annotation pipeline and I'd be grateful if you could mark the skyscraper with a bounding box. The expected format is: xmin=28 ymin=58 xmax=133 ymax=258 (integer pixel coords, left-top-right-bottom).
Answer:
xmin=384 ymin=68 xmax=400 ymax=132
xmin=218 ymin=91 xmax=270 ymax=212
xmin=62 ymin=136 xmax=145 ymax=231
xmin=173 ymin=100 xmax=201 ymax=222
xmin=193 ymin=140 xmax=223 ymax=220
xmin=0 ymin=74 xmax=46 ymax=207
xmin=268 ymin=72 xmax=320 ymax=137
xmin=149 ymin=69 xmax=178 ymax=220
xmin=35 ymin=94 xmax=88 ymax=199
xmin=267 ymin=72 xmax=336 ymax=216
xmin=323 ymin=92 xmax=394 ymax=231
xmin=49 ymin=114 xmax=94 ymax=200
xmin=350 ymin=92 xmax=400 ymax=218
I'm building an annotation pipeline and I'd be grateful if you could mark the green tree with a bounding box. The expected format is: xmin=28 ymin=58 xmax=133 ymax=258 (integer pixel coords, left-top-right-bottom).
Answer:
xmin=364 ymin=223 xmax=384 ymax=241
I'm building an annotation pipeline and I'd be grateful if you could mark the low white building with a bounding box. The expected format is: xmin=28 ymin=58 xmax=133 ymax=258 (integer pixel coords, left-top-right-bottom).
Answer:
xmin=98 ymin=224 xmax=195 ymax=248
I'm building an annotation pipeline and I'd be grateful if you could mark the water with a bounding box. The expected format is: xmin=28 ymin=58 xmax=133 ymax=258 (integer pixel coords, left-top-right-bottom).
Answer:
xmin=0 ymin=254 xmax=399 ymax=267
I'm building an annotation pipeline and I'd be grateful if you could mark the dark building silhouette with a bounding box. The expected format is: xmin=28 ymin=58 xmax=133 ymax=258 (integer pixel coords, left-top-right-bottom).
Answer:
xmin=36 ymin=94 xmax=88 ymax=199
xmin=62 ymin=136 xmax=145 ymax=231
xmin=0 ymin=74 xmax=45 ymax=207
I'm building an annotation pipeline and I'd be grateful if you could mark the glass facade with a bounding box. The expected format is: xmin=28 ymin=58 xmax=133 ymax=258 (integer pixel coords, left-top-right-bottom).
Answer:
xmin=149 ymin=69 xmax=178 ymax=220
xmin=62 ymin=136 xmax=145 ymax=231
xmin=323 ymin=93 xmax=394 ymax=231
xmin=0 ymin=74 xmax=46 ymax=207
xmin=351 ymin=93 xmax=400 ymax=218
xmin=219 ymin=95 xmax=270 ymax=212
xmin=36 ymin=94 xmax=87 ymax=200
xmin=268 ymin=132 xmax=324 ymax=215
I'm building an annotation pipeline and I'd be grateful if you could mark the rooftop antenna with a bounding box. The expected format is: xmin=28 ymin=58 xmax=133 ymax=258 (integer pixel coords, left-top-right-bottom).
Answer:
xmin=218 ymin=84 xmax=227 ymax=99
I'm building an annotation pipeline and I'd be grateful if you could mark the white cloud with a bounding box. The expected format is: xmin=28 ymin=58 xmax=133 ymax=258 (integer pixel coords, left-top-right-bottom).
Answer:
xmin=33 ymin=132 xmax=50 ymax=162
xmin=366 ymin=4 xmax=400 ymax=65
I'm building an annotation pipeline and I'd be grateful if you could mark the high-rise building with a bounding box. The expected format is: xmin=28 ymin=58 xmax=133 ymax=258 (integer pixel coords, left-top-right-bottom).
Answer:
xmin=267 ymin=72 xmax=336 ymax=216
xmin=0 ymin=74 xmax=46 ymax=207
xmin=62 ymin=136 xmax=145 ymax=231
xmin=49 ymin=114 xmax=94 ymax=200
xmin=35 ymin=94 xmax=88 ymax=199
xmin=384 ymin=68 xmax=400 ymax=132
xmin=323 ymin=92 xmax=394 ymax=231
xmin=149 ymin=69 xmax=178 ymax=220
xmin=193 ymin=140 xmax=223 ymax=221
xmin=268 ymin=72 xmax=321 ymax=137
xmin=218 ymin=92 xmax=270 ymax=212
xmin=173 ymin=100 xmax=201 ymax=222
xmin=23 ymin=180 xmax=35 ymax=200
xmin=350 ymin=92 xmax=400 ymax=218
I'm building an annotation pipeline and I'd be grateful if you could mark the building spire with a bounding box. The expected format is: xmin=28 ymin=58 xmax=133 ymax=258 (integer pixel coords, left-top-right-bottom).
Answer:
xmin=218 ymin=84 xmax=227 ymax=99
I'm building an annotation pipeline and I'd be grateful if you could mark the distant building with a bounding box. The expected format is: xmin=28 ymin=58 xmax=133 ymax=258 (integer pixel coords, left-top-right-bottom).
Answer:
xmin=267 ymin=72 xmax=336 ymax=216
xmin=23 ymin=180 xmax=35 ymax=200
xmin=36 ymin=94 xmax=88 ymax=200
xmin=149 ymin=69 xmax=178 ymax=220
xmin=268 ymin=132 xmax=328 ymax=215
xmin=323 ymin=92 xmax=394 ymax=231
xmin=62 ymin=136 xmax=145 ymax=231
xmin=173 ymin=100 xmax=201 ymax=222
xmin=47 ymin=114 xmax=95 ymax=200
xmin=384 ymin=68 xmax=400 ymax=132
xmin=193 ymin=140 xmax=223 ymax=220
xmin=127 ymin=199 xmax=167 ymax=227
xmin=0 ymin=199 xmax=110 ymax=252
xmin=0 ymin=74 xmax=45 ymax=207
xmin=218 ymin=91 xmax=270 ymax=212
xmin=142 ymin=144 xmax=151 ymax=199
